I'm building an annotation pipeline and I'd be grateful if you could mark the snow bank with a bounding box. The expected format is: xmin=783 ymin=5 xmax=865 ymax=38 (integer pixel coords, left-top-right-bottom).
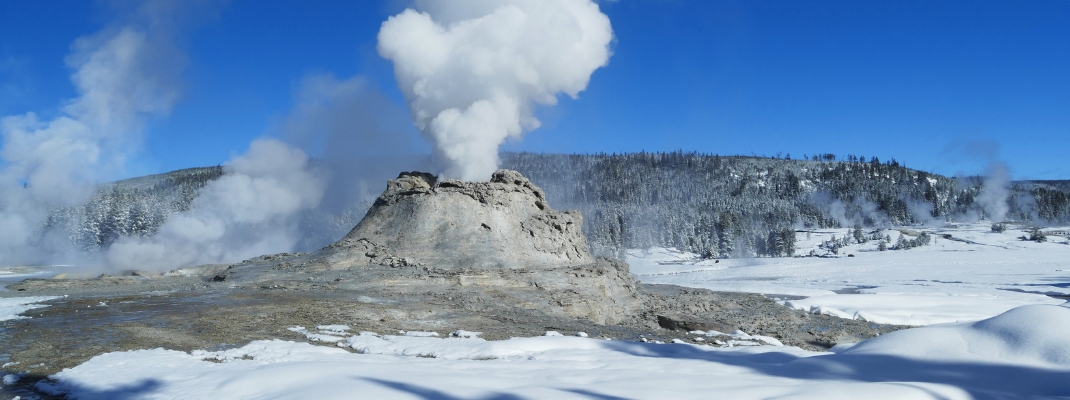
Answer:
xmin=781 ymin=285 xmax=1063 ymax=325
xmin=42 ymin=337 xmax=972 ymax=400
xmin=0 ymin=296 xmax=59 ymax=321
xmin=40 ymin=306 xmax=1070 ymax=399
xmin=344 ymin=333 xmax=608 ymax=360
xmin=843 ymin=305 xmax=1070 ymax=368
xmin=285 ymin=326 xmax=346 ymax=343
xmin=780 ymin=305 xmax=1070 ymax=398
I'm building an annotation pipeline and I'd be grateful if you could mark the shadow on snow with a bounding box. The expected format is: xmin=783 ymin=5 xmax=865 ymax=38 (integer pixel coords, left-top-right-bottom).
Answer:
xmin=598 ymin=340 xmax=1070 ymax=399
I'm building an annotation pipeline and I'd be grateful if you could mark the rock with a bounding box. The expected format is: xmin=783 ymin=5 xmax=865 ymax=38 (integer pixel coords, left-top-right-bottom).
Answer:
xmin=336 ymin=169 xmax=592 ymax=270
xmin=279 ymin=170 xmax=643 ymax=324
xmin=656 ymin=314 xmax=732 ymax=333
xmin=383 ymin=171 xmax=437 ymax=197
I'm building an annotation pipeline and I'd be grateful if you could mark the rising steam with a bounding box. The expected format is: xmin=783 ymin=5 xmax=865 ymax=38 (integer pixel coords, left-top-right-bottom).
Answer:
xmin=977 ymin=162 xmax=1011 ymax=222
xmin=106 ymin=70 xmax=429 ymax=272
xmin=2 ymin=0 xmax=614 ymax=270
xmin=106 ymin=139 xmax=325 ymax=271
xmin=377 ymin=0 xmax=614 ymax=181
xmin=0 ymin=1 xmax=194 ymax=265
xmin=279 ymin=73 xmax=428 ymax=250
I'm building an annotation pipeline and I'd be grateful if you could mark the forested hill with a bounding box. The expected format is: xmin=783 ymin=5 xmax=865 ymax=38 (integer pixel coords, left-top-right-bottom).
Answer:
xmin=46 ymin=166 xmax=224 ymax=251
xmin=501 ymin=152 xmax=1070 ymax=258
xmin=41 ymin=153 xmax=1070 ymax=259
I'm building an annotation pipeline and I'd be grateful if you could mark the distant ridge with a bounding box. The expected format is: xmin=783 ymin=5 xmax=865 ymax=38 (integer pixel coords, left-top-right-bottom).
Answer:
xmin=107 ymin=166 xmax=223 ymax=191
xmin=43 ymin=153 xmax=1070 ymax=259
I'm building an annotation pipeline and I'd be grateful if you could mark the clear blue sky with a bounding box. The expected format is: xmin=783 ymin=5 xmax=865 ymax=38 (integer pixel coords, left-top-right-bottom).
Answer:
xmin=2 ymin=0 xmax=1068 ymax=180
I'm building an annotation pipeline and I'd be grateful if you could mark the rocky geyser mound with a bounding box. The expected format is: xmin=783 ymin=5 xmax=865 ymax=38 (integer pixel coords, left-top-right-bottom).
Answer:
xmin=334 ymin=169 xmax=593 ymax=269
xmin=243 ymin=169 xmax=644 ymax=325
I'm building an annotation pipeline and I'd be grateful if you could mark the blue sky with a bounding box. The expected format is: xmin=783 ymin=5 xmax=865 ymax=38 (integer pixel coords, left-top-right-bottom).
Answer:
xmin=1 ymin=0 xmax=1068 ymax=180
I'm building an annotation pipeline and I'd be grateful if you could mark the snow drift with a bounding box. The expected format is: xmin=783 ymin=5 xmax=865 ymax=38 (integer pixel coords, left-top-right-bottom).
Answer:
xmin=36 ymin=305 xmax=1070 ymax=399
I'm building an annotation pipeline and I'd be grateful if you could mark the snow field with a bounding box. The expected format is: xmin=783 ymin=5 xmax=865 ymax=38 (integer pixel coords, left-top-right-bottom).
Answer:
xmin=9 ymin=222 xmax=1070 ymax=398
xmin=628 ymin=223 xmax=1070 ymax=326
xmin=779 ymin=285 xmax=1064 ymax=325
xmin=36 ymin=305 xmax=1070 ymax=399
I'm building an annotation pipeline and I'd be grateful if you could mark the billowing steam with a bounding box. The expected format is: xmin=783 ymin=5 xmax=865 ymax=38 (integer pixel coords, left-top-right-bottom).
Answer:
xmin=279 ymin=73 xmax=428 ymax=250
xmin=943 ymin=140 xmax=1014 ymax=222
xmin=377 ymin=0 xmax=614 ymax=181
xmin=0 ymin=1 xmax=191 ymax=265
xmin=106 ymin=72 xmax=428 ymax=272
xmin=2 ymin=0 xmax=616 ymax=270
xmin=977 ymin=162 xmax=1011 ymax=222
xmin=106 ymin=139 xmax=325 ymax=271
xmin=0 ymin=0 xmax=328 ymax=272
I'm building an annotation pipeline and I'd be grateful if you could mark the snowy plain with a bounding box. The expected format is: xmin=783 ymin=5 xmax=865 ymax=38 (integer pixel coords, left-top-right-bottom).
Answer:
xmin=3 ymin=223 xmax=1070 ymax=399
xmin=630 ymin=223 xmax=1070 ymax=326
xmin=21 ymin=306 xmax=1070 ymax=399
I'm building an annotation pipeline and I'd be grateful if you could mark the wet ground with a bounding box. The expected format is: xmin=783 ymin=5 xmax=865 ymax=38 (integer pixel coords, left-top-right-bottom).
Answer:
xmin=1 ymin=262 xmax=907 ymax=398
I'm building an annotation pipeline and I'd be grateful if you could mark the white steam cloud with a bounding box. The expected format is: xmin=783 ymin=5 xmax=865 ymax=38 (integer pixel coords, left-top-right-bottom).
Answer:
xmin=106 ymin=139 xmax=325 ymax=271
xmin=281 ymin=74 xmax=427 ymax=214
xmin=977 ymin=162 xmax=1011 ymax=222
xmin=279 ymin=73 xmax=428 ymax=250
xmin=105 ymin=72 xmax=428 ymax=271
xmin=0 ymin=1 xmax=194 ymax=265
xmin=377 ymin=0 xmax=613 ymax=181
xmin=943 ymin=140 xmax=1014 ymax=222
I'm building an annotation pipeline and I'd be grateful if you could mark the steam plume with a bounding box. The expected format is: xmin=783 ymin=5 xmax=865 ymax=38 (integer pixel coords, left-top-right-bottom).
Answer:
xmin=0 ymin=0 xmax=198 ymax=265
xmin=106 ymin=139 xmax=325 ymax=271
xmin=106 ymin=74 xmax=427 ymax=271
xmin=280 ymin=73 xmax=428 ymax=249
xmin=377 ymin=0 xmax=613 ymax=181
xmin=977 ymin=162 xmax=1011 ymax=222
xmin=943 ymin=140 xmax=1014 ymax=222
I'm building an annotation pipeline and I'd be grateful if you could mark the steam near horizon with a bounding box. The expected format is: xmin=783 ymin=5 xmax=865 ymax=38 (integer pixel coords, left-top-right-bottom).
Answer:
xmin=377 ymin=0 xmax=614 ymax=181
xmin=0 ymin=0 xmax=197 ymax=266
xmin=0 ymin=0 xmax=347 ymax=270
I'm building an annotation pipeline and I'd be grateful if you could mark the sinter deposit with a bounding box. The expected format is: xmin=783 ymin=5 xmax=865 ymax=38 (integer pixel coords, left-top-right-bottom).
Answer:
xmin=283 ymin=169 xmax=642 ymax=324
xmin=331 ymin=169 xmax=592 ymax=269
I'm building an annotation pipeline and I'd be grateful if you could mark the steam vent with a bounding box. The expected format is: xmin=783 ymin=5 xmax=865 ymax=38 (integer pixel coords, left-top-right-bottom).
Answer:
xmin=332 ymin=170 xmax=593 ymax=269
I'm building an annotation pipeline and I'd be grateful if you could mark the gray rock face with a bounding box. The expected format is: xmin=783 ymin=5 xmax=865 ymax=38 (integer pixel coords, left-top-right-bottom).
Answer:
xmin=334 ymin=170 xmax=593 ymax=269
xmin=286 ymin=169 xmax=642 ymax=324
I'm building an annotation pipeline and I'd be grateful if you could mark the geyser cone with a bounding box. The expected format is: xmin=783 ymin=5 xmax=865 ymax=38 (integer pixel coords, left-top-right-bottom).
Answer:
xmin=336 ymin=170 xmax=593 ymax=269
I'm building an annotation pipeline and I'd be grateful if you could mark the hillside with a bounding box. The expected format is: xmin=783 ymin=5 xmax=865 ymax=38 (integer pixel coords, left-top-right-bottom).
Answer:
xmin=41 ymin=153 xmax=1070 ymax=259
xmin=502 ymin=152 xmax=1070 ymax=258
xmin=46 ymin=167 xmax=224 ymax=251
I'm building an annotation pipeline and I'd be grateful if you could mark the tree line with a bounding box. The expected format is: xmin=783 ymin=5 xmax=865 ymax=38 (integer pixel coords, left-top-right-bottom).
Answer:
xmin=37 ymin=152 xmax=1070 ymax=259
xmin=501 ymin=152 xmax=1069 ymax=258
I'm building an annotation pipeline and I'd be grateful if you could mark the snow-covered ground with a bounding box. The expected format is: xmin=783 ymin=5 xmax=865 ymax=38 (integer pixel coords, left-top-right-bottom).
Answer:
xmin=0 ymin=296 xmax=59 ymax=322
xmin=20 ymin=305 xmax=1070 ymax=399
xmin=629 ymin=223 xmax=1070 ymax=326
xmin=5 ymin=222 xmax=1070 ymax=398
